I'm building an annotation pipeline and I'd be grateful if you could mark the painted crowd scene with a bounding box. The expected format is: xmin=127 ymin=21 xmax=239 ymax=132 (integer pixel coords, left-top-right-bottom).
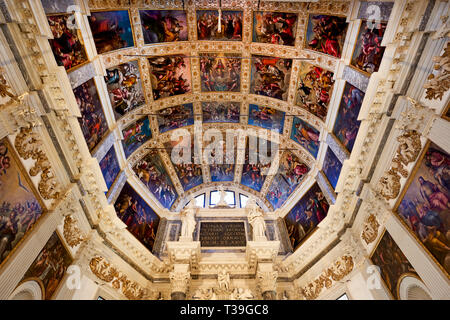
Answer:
xmin=121 ymin=117 xmax=152 ymax=158
xmin=253 ymin=11 xmax=298 ymax=46
xmin=99 ymin=146 xmax=120 ymax=191
xmin=0 ymin=139 xmax=43 ymax=265
xmin=114 ymin=183 xmax=160 ymax=252
xmin=241 ymin=139 xmax=276 ymax=192
xmin=157 ymin=104 xmax=194 ymax=134
xmin=322 ymin=147 xmax=343 ymax=190
xmin=196 ymin=10 xmax=242 ymax=41
xmin=133 ymin=151 xmax=178 ymax=209
xmin=396 ymin=142 xmax=450 ymax=274
xmin=306 ymin=14 xmax=348 ymax=58
xmin=266 ymin=151 xmax=309 ymax=210
xmin=140 ymin=10 xmax=188 ymax=44
xmin=47 ymin=14 xmax=88 ymax=71
xmin=202 ymin=102 xmax=240 ymax=123
xmin=105 ymin=60 xmax=146 ymax=120
xmin=74 ymin=79 xmax=109 ymax=152
xmin=296 ymin=62 xmax=334 ymax=121
xmin=284 ymin=182 xmax=329 ymax=250
xmin=209 ymin=142 xmax=236 ymax=182
xmin=200 ymin=53 xmax=241 ymax=92
xmin=88 ymin=10 xmax=134 ymax=54
xmin=250 ymin=55 xmax=292 ymax=101
xmin=290 ymin=117 xmax=320 ymax=158
xmin=248 ymin=104 xmax=285 ymax=134
xmin=148 ymin=55 xmax=191 ymax=100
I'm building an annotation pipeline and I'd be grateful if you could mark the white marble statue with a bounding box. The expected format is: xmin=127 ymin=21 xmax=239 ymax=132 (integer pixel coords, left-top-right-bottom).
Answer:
xmin=180 ymin=200 xmax=197 ymax=240
xmin=217 ymin=270 xmax=231 ymax=292
xmin=246 ymin=197 xmax=267 ymax=241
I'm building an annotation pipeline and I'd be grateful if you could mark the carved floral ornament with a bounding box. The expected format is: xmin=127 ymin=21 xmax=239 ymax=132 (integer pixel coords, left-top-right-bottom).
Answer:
xmin=169 ymin=270 xmax=191 ymax=294
xmin=361 ymin=214 xmax=380 ymax=245
xmin=0 ymin=67 xmax=18 ymax=107
xmin=63 ymin=215 xmax=86 ymax=248
xmin=299 ymin=255 xmax=354 ymax=300
xmin=89 ymin=256 xmax=148 ymax=300
xmin=424 ymin=41 xmax=449 ymax=101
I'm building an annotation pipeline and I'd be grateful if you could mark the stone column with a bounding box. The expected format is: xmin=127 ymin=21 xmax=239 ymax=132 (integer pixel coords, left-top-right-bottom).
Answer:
xmin=169 ymin=264 xmax=191 ymax=300
xmin=256 ymin=263 xmax=278 ymax=300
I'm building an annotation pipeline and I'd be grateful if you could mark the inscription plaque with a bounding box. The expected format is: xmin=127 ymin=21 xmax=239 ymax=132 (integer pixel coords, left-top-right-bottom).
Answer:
xmin=199 ymin=222 xmax=247 ymax=247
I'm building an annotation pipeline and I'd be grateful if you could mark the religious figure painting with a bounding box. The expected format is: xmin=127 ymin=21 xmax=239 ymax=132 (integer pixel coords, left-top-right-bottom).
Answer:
xmin=196 ymin=10 xmax=243 ymax=41
xmin=133 ymin=150 xmax=178 ymax=209
xmin=250 ymin=55 xmax=292 ymax=101
xmin=290 ymin=117 xmax=320 ymax=158
xmin=248 ymin=104 xmax=285 ymax=134
xmin=148 ymin=55 xmax=191 ymax=100
xmin=87 ymin=10 xmax=134 ymax=54
xmin=266 ymin=151 xmax=310 ymax=210
xmin=0 ymin=139 xmax=44 ymax=266
xmin=305 ymin=14 xmax=348 ymax=58
xmin=164 ymin=138 xmax=203 ymax=191
xmin=396 ymin=142 xmax=450 ymax=275
xmin=295 ymin=62 xmax=334 ymax=121
xmin=208 ymin=139 xmax=236 ymax=182
xmin=139 ymin=10 xmax=188 ymax=44
xmin=74 ymin=79 xmax=109 ymax=152
xmin=284 ymin=182 xmax=329 ymax=250
xmin=200 ymin=53 xmax=241 ymax=92
xmin=121 ymin=117 xmax=152 ymax=158
xmin=371 ymin=230 xmax=420 ymax=299
xmin=322 ymin=147 xmax=343 ymax=190
xmin=202 ymin=101 xmax=240 ymax=123
xmin=157 ymin=104 xmax=194 ymax=134
xmin=99 ymin=146 xmax=120 ymax=190
xmin=253 ymin=11 xmax=298 ymax=46
xmin=241 ymin=139 xmax=277 ymax=192
xmin=351 ymin=20 xmax=387 ymax=74
xmin=114 ymin=183 xmax=160 ymax=253
xmin=47 ymin=14 xmax=88 ymax=71
xmin=332 ymin=82 xmax=365 ymax=152
xmin=22 ymin=232 xmax=72 ymax=300
xmin=105 ymin=60 xmax=146 ymax=120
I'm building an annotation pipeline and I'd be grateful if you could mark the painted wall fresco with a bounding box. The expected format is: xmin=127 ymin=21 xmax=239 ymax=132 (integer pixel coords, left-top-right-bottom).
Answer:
xmin=148 ymin=55 xmax=191 ymax=100
xmin=396 ymin=142 xmax=450 ymax=274
xmin=305 ymin=14 xmax=348 ymax=58
xmin=200 ymin=53 xmax=241 ymax=92
xmin=284 ymin=182 xmax=329 ymax=250
xmin=164 ymin=138 xmax=203 ymax=191
xmin=133 ymin=151 xmax=178 ymax=209
xmin=0 ymin=139 xmax=43 ymax=266
xmin=322 ymin=147 xmax=343 ymax=190
xmin=351 ymin=20 xmax=387 ymax=74
xmin=250 ymin=55 xmax=292 ymax=101
xmin=196 ymin=10 xmax=242 ymax=41
xmin=371 ymin=230 xmax=420 ymax=299
xmin=88 ymin=10 xmax=134 ymax=54
xmin=105 ymin=60 xmax=146 ymax=120
xmin=248 ymin=104 xmax=285 ymax=134
xmin=266 ymin=151 xmax=310 ymax=210
xmin=202 ymin=101 xmax=240 ymax=123
xmin=208 ymin=138 xmax=236 ymax=182
xmin=121 ymin=117 xmax=152 ymax=158
xmin=47 ymin=14 xmax=88 ymax=71
xmin=290 ymin=117 xmax=320 ymax=158
xmin=114 ymin=182 xmax=160 ymax=252
xmin=22 ymin=232 xmax=72 ymax=300
xmin=253 ymin=11 xmax=298 ymax=46
xmin=332 ymin=82 xmax=364 ymax=152
xmin=74 ymin=78 xmax=109 ymax=152
xmin=157 ymin=104 xmax=194 ymax=133
xmin=295 ymin=62 xmax=334 ymax=121
xmin=241 ymin=138 xmax=276 ymax=192
xmin=99 ymin=146 xmax=120 ymax=190
xmin=140 ymin=10 xmax=188 ymax=44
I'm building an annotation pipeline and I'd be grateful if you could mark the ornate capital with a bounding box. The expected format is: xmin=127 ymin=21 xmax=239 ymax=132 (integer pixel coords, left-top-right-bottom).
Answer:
xmin=169 ymin=270 xmax=191 ymax=294
xmin=256 ymin=270 xmax=278 ymax=293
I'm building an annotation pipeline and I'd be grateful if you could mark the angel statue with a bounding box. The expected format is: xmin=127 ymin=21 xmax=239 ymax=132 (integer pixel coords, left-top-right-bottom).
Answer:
xmin=246 ymin=197 xmax=267 ymax=241
xmin=180 ymin=200 xmax=197 ymax=241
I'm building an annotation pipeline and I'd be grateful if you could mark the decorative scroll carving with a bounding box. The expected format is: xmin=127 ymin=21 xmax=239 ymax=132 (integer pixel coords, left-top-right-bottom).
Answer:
xmin=361 ymin=214 xmax=380 ymax=245
xmin=424 ymin=41 xmax=449 ymax=101
xmin=299 ymin=255 xmax=354 ymax=300
xmin=14 ymin=127 xmax=61 ymax=200
xmin=89 ymin=256 xmax=148 ymax=300
xmin=63 ymin=215 xmax=86 ymax=248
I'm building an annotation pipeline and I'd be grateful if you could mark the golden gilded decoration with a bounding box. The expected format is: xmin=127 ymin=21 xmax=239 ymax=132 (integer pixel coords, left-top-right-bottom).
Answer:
xmin=63 ymin=215 xmax=86 ymax=248
xmin=89 ymin=256 xmax=147 ymax=300
xmin=0 ymin=67 xmax=18 ymax=107
xmin=424 ymin=42 xmax=449 ymax=101
xmin=361 ymin=214 xmax=380 ymax=245
xmin=299 ymin=255 xmax=354 ymax=300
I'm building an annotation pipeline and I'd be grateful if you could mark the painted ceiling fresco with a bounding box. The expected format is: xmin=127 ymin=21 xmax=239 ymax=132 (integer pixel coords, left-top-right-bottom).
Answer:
xmin=46 ymin=0 xmax=386 ymax=227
